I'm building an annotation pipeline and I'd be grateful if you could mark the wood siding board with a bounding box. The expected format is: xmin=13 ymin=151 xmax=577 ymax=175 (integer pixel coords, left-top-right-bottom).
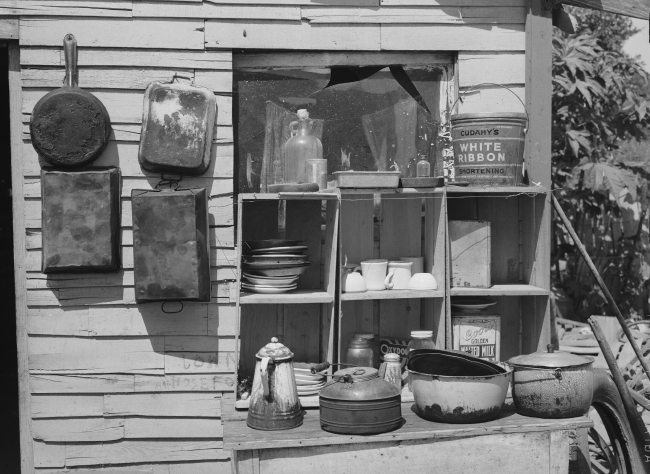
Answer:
xmin=33 ymin=418 xmax=125 ymax=442
xmin=30 ymin=374 xmax=136 ymax=394
xmin=9 ymin=41 xmax=34 ymax=473
xmin=23 ymin=91 xmax=232 ymax=126
xmin=0 ymin=1 xmax=133 ymax=17
xmin=302 ymin=6 xmax=463 ymax=23
xmin=134 ymin=3 xmax=300 ymax=20
xmin=87 ymin=305 xmax=209 ymax=337
xmin=134 ymin=374 xmax=236 ymax=392
xmin=457 ymin=85 xmax=526 ymax=114
xmin=0 ymin=19 xmax=18 ymax=39
xmin=164 ymin=352 xmax=235 ymax=374
xmin=207 ymin=304 xmax=238 ymax=337
xmin=233 ymin=52 xmax=452 ymax=68
xmin=562 ymin=0 xmax=649 ymax=20
xmin=168 ymin=462 xmax=232 ymax=474
xmin=20 ymin=19 xmax=205 ymax=50
xmin=21 ymin=48 xmax=232 ymax=69
xmin=31 ymin=394 xmax=104 ymax=418
xmin=124 ymin=418 xmax=223 ymax=439
xmin=22 ymin=68 xmax=201 ymax=91
xmin=206 ymin=0 xmax=378 ymax=4
xmin=458 ymin=52 xmax=525 ymax=88
xmin=104 ymin=393 xmax=221 ymax=418
xmin=33 ymin=441 xmax=65 ymax=468
xmin=164 ymin=336 xmax=236 ymax=352
xmin=381 ymin=0 xmax=524 ymax=4
xmin=35 ymin=467 xmax=159 ymax=474
xmin=23 ymin=141 xmax=234 ymax=179
xmin=64 ymin=440 xmax=227 ymax=467
xmin=205 ymin=20 xmax=381 ymax=50
xmin=380 ymin=24 xmax=525 ymax=51
xmin=28 ymin=337 xmax=165 ymax=374
xmin=27 ymin=306 xmax=89 ymax=336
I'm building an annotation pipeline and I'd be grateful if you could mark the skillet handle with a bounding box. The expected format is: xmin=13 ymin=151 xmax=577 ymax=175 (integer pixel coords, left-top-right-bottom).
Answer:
xmin=63 ymin=34 xmax=78 ymax=88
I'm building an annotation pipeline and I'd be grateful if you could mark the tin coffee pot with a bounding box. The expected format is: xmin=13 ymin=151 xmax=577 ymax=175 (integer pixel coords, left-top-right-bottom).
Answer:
xmin=247 ymin=337 xmax=303 ymax=430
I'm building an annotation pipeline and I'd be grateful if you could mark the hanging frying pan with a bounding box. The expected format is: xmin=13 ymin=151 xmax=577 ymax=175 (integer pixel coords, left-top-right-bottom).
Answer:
xmin=30 ymin=34 xmax=111 ymax=167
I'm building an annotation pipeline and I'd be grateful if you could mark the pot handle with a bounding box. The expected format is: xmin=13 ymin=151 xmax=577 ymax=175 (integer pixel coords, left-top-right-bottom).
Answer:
xmin=63 ymin=34 xmax=78 ymax=88
xmin=384 ymin=270 xmax=395 ymax=289
xmin=260 ymin=356 xmax=271 ymax=398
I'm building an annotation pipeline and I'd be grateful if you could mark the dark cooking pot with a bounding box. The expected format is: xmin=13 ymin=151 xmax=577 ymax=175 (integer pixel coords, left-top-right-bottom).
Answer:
xmin=407 ymin=349 xmax=511 ymax=423
xmin=508 ymin=344 xmax=593 ymax=419
xmin=317 ymin=367 xmax=402 ymax=435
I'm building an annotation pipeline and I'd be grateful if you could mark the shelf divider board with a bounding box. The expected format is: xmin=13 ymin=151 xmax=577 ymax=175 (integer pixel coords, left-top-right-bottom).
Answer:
xmin=240 ymin=290 xmax=333 ymax=304
xmin=379 ymin=195 xmax=422 ymax=339
xmin=449 ymin=284 xmax=549 ymax=296
xmin=424 ymin=190 xmax=446 ymax=347
xmin=342 ymin=289 xmax=445 ymax=301
xmin=339 ymin=194 xmax=374 ymax=361
xmin=321 ymin=198 xmax=339 ymax=367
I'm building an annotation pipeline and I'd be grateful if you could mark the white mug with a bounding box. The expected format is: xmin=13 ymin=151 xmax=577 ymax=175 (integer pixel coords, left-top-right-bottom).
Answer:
xmin=360 ymin=259 xmax=389 ymax=291
xmin=385 ymin=261 xmax=412 ymax=290
xmin=399 ymin=257 xmax=424 ymax=275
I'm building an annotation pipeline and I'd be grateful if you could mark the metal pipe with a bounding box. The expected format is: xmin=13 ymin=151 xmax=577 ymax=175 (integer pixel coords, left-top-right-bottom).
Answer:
xmin=552 ymin=194 xmax=650 ymax=382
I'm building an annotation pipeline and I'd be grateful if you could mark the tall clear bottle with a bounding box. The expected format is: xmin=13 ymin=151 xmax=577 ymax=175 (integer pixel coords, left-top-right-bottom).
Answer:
xmin=283 ymin=109 xmax=323 ymax=184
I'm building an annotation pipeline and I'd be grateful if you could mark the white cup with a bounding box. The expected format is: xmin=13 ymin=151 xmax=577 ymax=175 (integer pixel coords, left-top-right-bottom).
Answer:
xmin=385 ymin=261 xmax=412 ymax=290
xmin=399 ymin=257 xmax=424 ymax=275
xmin=360 ymin=259 xmax=389 ymax=291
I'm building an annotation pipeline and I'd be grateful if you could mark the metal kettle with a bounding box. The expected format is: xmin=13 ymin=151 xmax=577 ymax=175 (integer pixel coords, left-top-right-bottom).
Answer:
xmin=247 ymin=337 xmax=303 ymax=431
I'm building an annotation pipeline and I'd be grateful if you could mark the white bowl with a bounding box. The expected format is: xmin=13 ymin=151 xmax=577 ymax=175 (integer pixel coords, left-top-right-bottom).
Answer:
xmin=243 ymin=275 xmax=298 ymax=286
xmin=408 ymin=273 xmax=438 ymax=290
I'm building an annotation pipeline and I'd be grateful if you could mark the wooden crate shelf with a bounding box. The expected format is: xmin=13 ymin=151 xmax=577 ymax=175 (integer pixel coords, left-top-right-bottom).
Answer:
xmin=341 ymin=289 xmax=444 ymax=301
xmin=240 ymin=290 xmax=334 ymax=304
xmin=446 ymin=185 xmax=547 ymax=194
xmin=450 ymin=284 xmax=549 ymax=296
xmin=338 ymin=187 xmax=444 ymax=195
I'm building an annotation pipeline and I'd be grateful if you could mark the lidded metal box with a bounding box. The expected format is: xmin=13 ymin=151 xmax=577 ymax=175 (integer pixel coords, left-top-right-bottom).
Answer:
xmin=131 ymin=187 xmax=211 ymax=302
xmin=41 ymin=167 xmax=121 ymax=273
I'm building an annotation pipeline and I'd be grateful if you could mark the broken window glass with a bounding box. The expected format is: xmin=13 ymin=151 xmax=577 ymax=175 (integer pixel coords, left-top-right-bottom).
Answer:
xmin=235 ymin=63 xmax=448 ymax=193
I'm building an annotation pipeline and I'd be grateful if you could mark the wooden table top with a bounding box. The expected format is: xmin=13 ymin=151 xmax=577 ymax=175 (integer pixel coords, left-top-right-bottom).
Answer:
xmin=222 ymin=394 xmax=593 ymax=451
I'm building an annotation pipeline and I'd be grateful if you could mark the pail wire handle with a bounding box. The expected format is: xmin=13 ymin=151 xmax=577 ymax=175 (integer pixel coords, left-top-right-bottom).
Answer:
xmin=449 ymin=83 xmax=529 ymax=134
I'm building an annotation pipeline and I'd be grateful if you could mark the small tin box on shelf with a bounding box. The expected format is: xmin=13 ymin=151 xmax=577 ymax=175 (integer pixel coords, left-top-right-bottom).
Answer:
xmin=234 ymin=191 xmax=340 ymax=409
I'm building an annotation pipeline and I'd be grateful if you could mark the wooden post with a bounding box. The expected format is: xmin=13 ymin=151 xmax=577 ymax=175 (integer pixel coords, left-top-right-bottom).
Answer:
xmin=9 ymin=40 xmax=34 ymax=473
xmin=522 ymin=0 xmax=553 ymax=353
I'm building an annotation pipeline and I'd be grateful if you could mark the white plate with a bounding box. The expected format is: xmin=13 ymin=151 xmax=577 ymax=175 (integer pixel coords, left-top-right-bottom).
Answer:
xmin=294 ymin=373 xmax=324 ymax=381
xmin=297 ymin=390 xmax=321 ymax=396
xmin=250 ymin=246 xmax=308 ymax=254
xmin=295 ymin=380 xmax=325 ymax=387
xmin=242 ymin=282 xmax=297 ymax=289
xmin=243 ymin=275 xmax=299 ymax=286
xmin=450 ymin=298 xmax=497 ymax=310
xmin=241 ymin=284 xmax=297 ymax=294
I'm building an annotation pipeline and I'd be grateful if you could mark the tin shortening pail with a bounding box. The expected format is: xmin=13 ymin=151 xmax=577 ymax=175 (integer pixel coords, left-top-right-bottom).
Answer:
xmin=450 ymin=113 xmax=527 ymax=186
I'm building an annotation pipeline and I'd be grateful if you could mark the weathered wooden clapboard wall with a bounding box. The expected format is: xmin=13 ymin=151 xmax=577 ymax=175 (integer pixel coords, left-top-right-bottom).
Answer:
xmin=5 ymin=0 xmax=532 ymax=472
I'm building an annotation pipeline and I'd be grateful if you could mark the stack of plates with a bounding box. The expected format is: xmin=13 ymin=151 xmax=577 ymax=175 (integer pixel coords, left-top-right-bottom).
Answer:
xmin=293 ymin=363 xmax=326 ymax=397
xmin=242 ymin=240 xmax=310 ymax=294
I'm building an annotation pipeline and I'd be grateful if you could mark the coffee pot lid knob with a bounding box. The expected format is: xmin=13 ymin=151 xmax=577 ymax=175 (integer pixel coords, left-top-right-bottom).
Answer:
xmin=256 ymin=337 xmax=294 ymax=360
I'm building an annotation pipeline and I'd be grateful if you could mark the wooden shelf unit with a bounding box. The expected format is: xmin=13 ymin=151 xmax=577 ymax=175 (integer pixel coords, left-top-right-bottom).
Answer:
xmin=341 ymin=288 xmax=445 ymax=301
xmin=338 ymin=189 xmax=447 ymax=360
xmin=446 ymin=190 xmax=551 ymax=361
xmin=235 ymin=192 xmax=340 ymax=391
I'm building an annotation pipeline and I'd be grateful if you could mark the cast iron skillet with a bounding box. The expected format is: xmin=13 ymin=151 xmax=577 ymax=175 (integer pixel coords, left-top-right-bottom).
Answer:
xmin=30 ymin=34 xmax=111 ymax=167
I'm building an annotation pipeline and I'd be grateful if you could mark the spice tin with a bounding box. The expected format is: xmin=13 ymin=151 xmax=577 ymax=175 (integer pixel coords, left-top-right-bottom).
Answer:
xmin=41 ymin=167 xmax=121 ymax=273
xmin=132 ymin=187 xmax=210 ymax=302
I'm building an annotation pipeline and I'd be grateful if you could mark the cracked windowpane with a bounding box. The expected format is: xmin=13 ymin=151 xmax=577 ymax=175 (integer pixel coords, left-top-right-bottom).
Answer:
xmin=235 ymin=63 xmax=447 ymax=193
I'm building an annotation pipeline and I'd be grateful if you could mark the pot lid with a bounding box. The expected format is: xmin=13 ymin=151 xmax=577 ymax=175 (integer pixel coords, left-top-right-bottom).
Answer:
xmin=508 ymin=344 xmax=592 ymax=368
xmin=256 ymin=337 xmax=294 ymax=360
xmin=333 ymin=367 xmax=379 ymax=382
